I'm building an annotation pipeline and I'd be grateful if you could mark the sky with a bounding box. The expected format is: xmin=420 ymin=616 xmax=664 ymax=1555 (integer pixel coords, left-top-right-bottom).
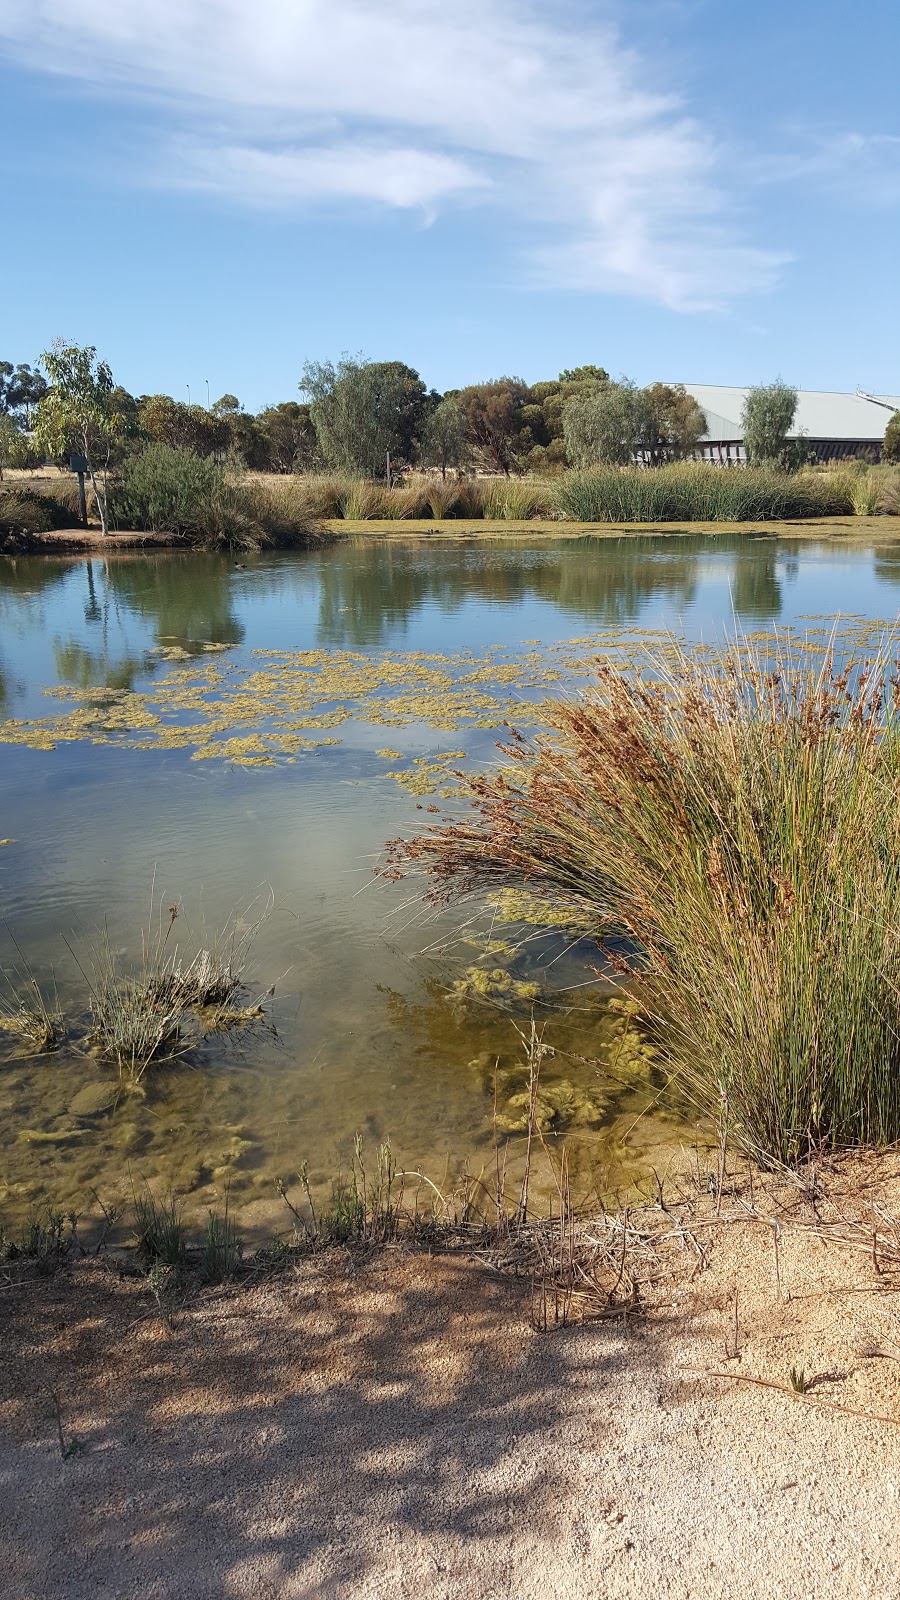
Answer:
xmin=1 ymin=0 xmax=898 ymax=409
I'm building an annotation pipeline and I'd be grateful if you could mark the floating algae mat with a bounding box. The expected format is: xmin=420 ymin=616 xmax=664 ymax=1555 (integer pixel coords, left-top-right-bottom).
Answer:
xmin=3 ymin=534 xmax=900 ymax=1232
xmin=1 ymin=645 xmax=571 ymax=772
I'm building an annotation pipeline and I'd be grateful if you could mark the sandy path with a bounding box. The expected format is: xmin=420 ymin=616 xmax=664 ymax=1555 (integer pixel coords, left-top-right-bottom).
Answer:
xmin=2 ymin=1207 xmax=900 ymax=1600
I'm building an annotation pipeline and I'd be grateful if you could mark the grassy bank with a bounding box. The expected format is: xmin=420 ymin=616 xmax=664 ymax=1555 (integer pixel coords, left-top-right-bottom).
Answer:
xmin=6 ymin=457 xmax=900 ymax=549
xmin=391 ymin=640 xmax=900 ymax=1167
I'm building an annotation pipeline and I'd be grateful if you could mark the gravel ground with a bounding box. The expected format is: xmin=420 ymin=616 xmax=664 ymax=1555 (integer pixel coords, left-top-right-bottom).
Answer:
xmin=3 ymin=1174 xmax=900 ymax=1600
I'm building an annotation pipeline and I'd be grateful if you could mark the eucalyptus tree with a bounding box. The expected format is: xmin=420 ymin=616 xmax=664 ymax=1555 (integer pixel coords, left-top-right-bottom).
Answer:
xmin=452 ymin=378 xmax=531 ymax=475
xmin=300 ymin=357 xmax=429 ymax=476
xmin=741 ymin=381 xmax=798 ymax=467
xmin=0 ymin=361 xmax=48 ymax=423
xmin=35 ymin=343 xmax=126 ymax=535
xmin=421 ymin=396 xmax=466 ymax=478
xmin=562 ymin=378 xmax=653 ymax=467
xmin=883 ymin=411 xmax=900 ymax=465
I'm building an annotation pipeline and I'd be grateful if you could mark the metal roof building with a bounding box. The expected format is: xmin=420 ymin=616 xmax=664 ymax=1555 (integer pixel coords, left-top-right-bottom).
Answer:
xmin=680 ymin=385 xmax=900 ymax=463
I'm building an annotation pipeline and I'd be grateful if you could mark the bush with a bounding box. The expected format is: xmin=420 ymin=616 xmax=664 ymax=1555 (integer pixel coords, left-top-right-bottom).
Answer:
xmin=553 ymin=462 xmax=851 ymax=523
xmin=110 ymin=444 xmax=324 ymax=548
xmin=111 ymin=444 xmax=223 ymax=535
xmin=394 ymin=642 xmax=900 ymax=1166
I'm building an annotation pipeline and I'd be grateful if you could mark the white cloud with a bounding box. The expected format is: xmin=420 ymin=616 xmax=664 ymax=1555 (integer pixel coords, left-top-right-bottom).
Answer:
xmin=0 ymin=0 xmax=787 ymax=309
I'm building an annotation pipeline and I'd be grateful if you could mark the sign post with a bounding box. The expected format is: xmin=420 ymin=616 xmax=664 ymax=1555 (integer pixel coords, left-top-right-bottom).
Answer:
xmin=69 ymin=454 xmax=89 ymax=529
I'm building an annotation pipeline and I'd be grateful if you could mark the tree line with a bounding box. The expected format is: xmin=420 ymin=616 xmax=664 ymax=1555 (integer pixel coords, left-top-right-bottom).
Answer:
xmin=1 ymin=346 xmax=715 ymax=483
xmin=4 ymin=343 xmax=896 ymax=536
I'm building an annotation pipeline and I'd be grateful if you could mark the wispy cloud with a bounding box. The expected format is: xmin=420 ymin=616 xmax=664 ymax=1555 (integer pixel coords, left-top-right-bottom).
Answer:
xmin=0 ymin=0 xmax=787 ymax=309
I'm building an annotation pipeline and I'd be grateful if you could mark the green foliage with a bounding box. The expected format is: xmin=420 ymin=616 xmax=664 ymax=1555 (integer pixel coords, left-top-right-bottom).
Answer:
xmin=643 ymin=383 xmax=708 ymax=463
xmin=0 ymin=413 xmax=23 ymax=479
xmin=137 ymin=395 xmax=228 ymax=457
xmin=109 ymin=444 xmax=321 ymax=548
xmin=883 ymin=411 xmax=900 ymax=466
xmin=291 ymin=1137 xmax=401 ymax=1247
xmin=256 ymin=401 xmax=319 ymax=472
xmin=421 ymin=396 xmax=466 ymax=477
xmin=562 ymin=378 xmax=649 ymax=467
xmin=452 ymin=378 xmax=531 ymax=474
xmin=35 ymin=343 xmax=125 ymax=534
xmin=112 ymin=443 xmax=223 ymax=535
xmin=201 ymin=1200 xmax=243 ymax=1283
xmin=401 ymin=641 xmax=900 ymax=1166
xmin=741 ymin=381 xmax=799 ymax=467
xmin=301 ymin=356 xmax=431 ymax=475
xmin=0 ymin=360 xmax=47 ymax=423
xmin=554 ymin=462 xmax=849 ymax=522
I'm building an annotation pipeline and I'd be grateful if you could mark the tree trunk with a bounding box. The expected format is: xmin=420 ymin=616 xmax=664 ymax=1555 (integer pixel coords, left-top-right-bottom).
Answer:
xmin=86 ymin=468 xmax=107 ymax=536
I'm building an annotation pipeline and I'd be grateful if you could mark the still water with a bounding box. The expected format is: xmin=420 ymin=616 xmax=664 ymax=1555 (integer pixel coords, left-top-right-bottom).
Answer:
xmin=1 ymin=530 xmax=899 ymax=1229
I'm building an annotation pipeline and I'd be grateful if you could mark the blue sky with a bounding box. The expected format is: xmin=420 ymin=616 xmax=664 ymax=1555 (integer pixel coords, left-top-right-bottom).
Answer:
xmin=1 ymin=0 xmax=898 ymax=409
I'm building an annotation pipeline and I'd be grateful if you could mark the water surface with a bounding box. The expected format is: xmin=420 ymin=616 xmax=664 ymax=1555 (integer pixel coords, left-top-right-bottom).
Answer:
xmin=2 ymin=531 xmax=899 ymax=1229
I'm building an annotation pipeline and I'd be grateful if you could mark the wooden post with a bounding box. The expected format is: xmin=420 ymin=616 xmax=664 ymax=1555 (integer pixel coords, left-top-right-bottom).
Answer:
xmin=77 ymin=471 xmax=88 ymax=529
xmin=386 ymin=450 xmax=391 ymax=491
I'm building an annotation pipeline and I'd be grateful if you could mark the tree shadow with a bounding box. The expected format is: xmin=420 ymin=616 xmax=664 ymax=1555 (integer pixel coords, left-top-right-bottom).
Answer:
xmin=0 ymin=1250 xmax=666 ymax=1597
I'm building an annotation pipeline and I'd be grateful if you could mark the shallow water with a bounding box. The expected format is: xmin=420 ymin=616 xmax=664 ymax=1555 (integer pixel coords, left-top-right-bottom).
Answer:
xmin=2 ymin=529 xmax=900 ymax=1231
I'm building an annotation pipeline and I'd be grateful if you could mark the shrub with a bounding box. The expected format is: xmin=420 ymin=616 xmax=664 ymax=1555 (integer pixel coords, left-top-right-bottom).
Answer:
xmin=110 ymin=444 xmax=323 ymax=548
xmin=482 ymin=479 xmax=553 ymax=520
xmin=392 ymin=641 xmax=900 ymax=1166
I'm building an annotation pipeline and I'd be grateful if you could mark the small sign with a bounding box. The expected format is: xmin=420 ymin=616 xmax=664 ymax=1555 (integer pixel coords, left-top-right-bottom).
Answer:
xmin=69 ymin=453 xmax=88 ymax=473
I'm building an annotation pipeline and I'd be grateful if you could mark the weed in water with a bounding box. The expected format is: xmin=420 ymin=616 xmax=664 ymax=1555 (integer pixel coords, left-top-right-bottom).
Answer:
xmin=285 ymin=1137 xmax=402 ymax=1247
xmin=0 ymin=938 xmax=62 ymax=1052
xmin=389 ymin=637 xmax=900 ymax=1166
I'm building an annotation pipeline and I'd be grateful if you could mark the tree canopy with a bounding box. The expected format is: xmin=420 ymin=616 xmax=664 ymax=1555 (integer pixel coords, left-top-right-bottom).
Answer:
xmin=35 ymin=343 xmax=125 ymax=534
xmin=300 ymin=357 xmax=431 ymax=475
xmin=883 ymin=411 xmax=900 ymax=465
xmin=741 ymin=381 xmax=798 ymax=467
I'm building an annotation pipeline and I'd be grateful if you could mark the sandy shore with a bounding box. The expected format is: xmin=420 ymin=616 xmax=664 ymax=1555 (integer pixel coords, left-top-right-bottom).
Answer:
xmin=3 ymin=1165 xmax=900 ymax=1599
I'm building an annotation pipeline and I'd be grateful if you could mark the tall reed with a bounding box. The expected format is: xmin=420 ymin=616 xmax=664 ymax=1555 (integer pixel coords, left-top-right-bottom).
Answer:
xmin=390 ymin=640 xmax=900 ymax=1165
xmin=553 ymin=462 xmax=852 ymax=523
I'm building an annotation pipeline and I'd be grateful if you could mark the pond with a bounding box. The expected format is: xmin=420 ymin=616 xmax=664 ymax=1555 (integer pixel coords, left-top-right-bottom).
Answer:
xmin=2 ymin=529 xmax=900 ymax=1232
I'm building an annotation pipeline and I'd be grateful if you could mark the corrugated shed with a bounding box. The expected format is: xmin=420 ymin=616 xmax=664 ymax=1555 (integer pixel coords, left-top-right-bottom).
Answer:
xmin=680 ymin=385 xmax=900 ymax=442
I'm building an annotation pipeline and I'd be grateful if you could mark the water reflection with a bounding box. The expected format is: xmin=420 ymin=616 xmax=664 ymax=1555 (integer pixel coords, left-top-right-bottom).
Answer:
xmin=102 ymin=554 xmax=245 ymax=651
xmin=312 ymin=537 xmax=703 ymax=647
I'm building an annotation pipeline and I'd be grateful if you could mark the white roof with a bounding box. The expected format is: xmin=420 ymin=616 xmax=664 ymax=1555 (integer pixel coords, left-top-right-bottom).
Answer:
xmin=680 ymin=384 xmax=900 ymax=442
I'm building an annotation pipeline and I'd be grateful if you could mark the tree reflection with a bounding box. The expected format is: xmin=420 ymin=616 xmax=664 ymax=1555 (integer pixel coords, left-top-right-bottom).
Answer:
xmin=102 ymin=554 xmax=245 ymax=651
xmin=314 ymin=536 xmax=702 ymax=648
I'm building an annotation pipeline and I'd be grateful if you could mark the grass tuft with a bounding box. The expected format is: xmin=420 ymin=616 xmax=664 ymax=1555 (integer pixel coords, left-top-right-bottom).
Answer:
xmin=201 ymin=1198 xmax=243 ymax=1283
xmin=134 ymin=1187 xmax=187 ymax=1267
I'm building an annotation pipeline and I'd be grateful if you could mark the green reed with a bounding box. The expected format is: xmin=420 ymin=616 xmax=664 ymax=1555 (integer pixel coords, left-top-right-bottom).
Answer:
xmin=553 ymin=461 xmax=852 ymax=522
xmin=392 ymin=639 xmax=900 ymax=1165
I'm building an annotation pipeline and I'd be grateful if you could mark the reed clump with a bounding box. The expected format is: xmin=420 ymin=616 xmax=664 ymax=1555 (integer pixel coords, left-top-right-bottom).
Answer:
xmin=0 ymin=970 xmax=61 ymax=1053
xmin=74 ymin=898 xmax=268 ymax=1079
xmin=553 ymin=462 xmax=852 ymax=522
xmin=389 ymin=640 xmax=900 ymax=1166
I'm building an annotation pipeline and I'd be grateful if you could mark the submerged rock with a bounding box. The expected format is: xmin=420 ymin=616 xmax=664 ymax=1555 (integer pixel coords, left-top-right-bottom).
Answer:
xmin=68 ymin=1081 xmax=119 ymax=1118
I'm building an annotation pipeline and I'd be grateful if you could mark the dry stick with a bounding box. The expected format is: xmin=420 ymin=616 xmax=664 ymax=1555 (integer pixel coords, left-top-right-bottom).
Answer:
xmin=706 ymin=1369 xmax=900 ymax=1430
